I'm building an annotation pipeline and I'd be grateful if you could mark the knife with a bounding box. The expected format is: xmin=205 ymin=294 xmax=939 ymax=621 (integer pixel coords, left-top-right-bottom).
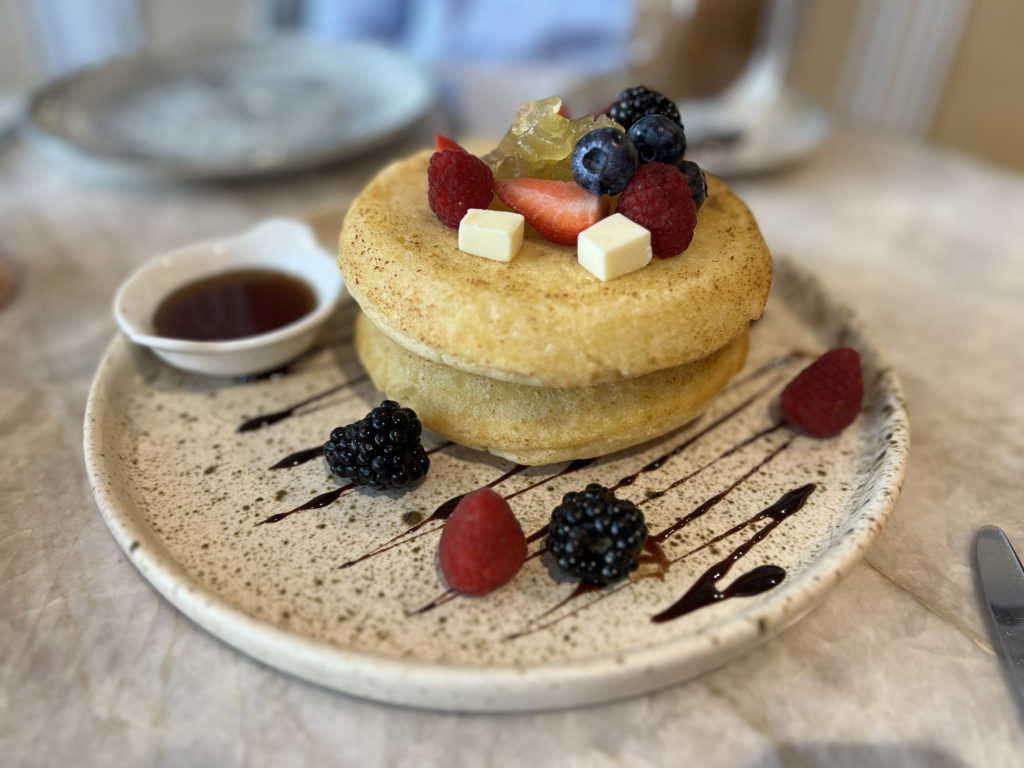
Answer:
xmin=977 ymin=525 xmax=1024 ymax=702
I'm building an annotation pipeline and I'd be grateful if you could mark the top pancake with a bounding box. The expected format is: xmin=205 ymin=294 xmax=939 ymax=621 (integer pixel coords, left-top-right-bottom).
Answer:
xmin=338 ymin=150 xmax=771 ymax=388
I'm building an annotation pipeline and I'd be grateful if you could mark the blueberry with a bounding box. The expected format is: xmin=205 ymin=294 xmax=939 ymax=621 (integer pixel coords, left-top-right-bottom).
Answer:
xmin=673 ymin=159 xmax=707 ymax=209
xmin=628 ymin=114 xmax=687 ymax=165
xmin=571 ymin=128 xmax=638 ymax=196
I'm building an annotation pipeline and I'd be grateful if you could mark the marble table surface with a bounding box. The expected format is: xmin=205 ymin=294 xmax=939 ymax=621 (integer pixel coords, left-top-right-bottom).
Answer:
xmin=2 ymin=118 xmax=1023 ymax=768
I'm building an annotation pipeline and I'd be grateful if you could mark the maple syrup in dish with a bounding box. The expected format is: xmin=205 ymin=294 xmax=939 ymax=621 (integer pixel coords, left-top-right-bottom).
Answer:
xmin=152 ymin=268 xmax=316 ymax=342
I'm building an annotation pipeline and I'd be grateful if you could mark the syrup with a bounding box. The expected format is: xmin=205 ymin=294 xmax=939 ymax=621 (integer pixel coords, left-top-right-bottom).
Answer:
xmin=153 ymin=268 xmax=315 ymax=342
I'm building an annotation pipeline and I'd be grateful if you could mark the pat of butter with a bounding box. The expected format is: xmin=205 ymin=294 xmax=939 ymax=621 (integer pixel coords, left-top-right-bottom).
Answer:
xmin=458 ymin=208 xmax=525 ymax=262
xmin=577 ymin=213 xmax=652 ymax=281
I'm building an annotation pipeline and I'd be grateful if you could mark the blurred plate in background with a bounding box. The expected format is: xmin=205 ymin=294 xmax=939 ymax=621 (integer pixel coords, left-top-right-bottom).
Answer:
xmin=26 ymin=37 xmax=435 ymax=179
xmin=683 ymin=89 xmax=829 ymax=177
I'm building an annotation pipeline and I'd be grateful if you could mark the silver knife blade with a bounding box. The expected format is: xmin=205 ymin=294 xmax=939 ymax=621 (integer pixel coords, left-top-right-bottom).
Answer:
xmin=977 ymin=525 xmax=1024 ymax=702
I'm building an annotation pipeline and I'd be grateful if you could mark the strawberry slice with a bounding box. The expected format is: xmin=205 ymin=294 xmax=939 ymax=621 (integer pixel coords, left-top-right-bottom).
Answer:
xmin=493 ymin=178 xmax=609 ymax=245
xmin=435 ymin=133 xmax=464 ymax=152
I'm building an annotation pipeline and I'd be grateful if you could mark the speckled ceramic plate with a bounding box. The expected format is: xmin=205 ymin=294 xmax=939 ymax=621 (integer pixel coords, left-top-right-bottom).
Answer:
xmin=83 ymin=256 xmax=908 ymax=712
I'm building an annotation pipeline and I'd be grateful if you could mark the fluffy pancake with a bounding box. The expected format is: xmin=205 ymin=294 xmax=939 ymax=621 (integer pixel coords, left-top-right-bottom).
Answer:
xmin=355 ymin=311 xmax=749 ymax=465
xmin=338 ymin=150 xmax=770 ymax=389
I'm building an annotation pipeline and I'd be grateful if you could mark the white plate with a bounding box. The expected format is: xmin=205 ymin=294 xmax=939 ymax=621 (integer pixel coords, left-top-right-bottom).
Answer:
xmin=27 ymin=38 xmax=435 ymax=179
xmin=683 ymin=90 xmax=829 ymax=177
xmin=83 ymin=257 xmax=908 ymax=712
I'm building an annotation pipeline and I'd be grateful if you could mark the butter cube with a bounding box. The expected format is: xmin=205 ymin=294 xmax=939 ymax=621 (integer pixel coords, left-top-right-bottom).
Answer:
xmin=458 ymin=208 xmax=525 ymax=262
xmin=577 ymin=213 xmax=652 ymax=281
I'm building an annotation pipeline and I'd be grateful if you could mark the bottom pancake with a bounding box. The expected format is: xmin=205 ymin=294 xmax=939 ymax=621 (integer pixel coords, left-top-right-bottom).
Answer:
xmin=355 ymin=312 xmax=749 ymax=466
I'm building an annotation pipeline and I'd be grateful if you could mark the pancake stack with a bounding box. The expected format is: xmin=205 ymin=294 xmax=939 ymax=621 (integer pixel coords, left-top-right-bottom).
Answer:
xmin=337 ymin=150 xmax=771 ymax=465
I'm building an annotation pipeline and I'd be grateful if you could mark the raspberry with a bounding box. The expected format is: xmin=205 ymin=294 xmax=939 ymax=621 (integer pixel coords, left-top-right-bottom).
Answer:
xmin=438 ymin=488 xmax=527 ymax=595
xmin=547 ymin=483 xmax=647 ymax=586
xmin=616 ymin=162 xmax=697 ymax=258
xmin=428 ymin=148 xmax=494 ymax=228
xmin=781 ymin=348 xmax=864 ymax=437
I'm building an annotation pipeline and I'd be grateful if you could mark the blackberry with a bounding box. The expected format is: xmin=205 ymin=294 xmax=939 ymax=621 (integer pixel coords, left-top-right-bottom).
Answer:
xmin=674 ymin=159 xmax=708 ymax=209
xmin=547 ymin=483 xmax=647 ymax=586
xmin=608 ymin=86 xmax=681 ymax=131
xmin=571 ymin=127 xmax=639 ymax=196
xmin=323 ymin=400 xmax=429 ymax=491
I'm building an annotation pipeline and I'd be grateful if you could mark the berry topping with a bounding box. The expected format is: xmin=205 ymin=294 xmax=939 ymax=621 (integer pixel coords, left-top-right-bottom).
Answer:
xmin=616 ymin=162 xmax=697 ymax=258
xmin=438 ymin=487 xmax=527 ymax=595
xmin=323 ymin=400 xmax=430 ymax=491
xmin=483 ymin=96 xmax=622 ymax=181
xmin=608 ymin=86 xmax=681 ymax=131
xmin=674 ymin=159 xmax=708 ymax=209
xmin=570 ymin=127 xmax=639 ymax=196
xmin=428 ymin=148 xmax=494 ymax=228
xmin=493 ymin=177 xmax=610 ymax=245
xmin=628 ymin=114 xmax=687 ymax=165
xmin=547 ymin=483 xmax=647 ymax=586
xmin=781 ymin=348 xmax=864 ymax=437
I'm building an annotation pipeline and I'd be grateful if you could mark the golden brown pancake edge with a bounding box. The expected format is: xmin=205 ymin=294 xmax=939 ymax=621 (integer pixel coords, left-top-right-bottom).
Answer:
xmin=355 ymin=311 xmax=749 ymax=466
xmin=338 ymin=150 xmax=771 ymax=389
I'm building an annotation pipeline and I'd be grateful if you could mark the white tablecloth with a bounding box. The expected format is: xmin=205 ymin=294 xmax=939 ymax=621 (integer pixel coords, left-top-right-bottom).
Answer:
xmin=2 ymin=120 xmax=1023 ymax=767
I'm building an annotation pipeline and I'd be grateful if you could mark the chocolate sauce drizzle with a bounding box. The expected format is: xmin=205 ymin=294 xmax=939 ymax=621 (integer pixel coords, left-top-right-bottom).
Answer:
xmin=334 ymin=463 xmax=530 ymax=570
xmin=648 ymin=433 xmax=792 ymax=542
xmin=404 ymin=389 xmax=793 ymax=617
xmin=268 ymin=444 xmax=324 ymax=470
xmin=237 ymin=374 xmax=369 ymax=432
xmin=255 ymin=483 xmax=357 ymax=526
xmin=336 ymin=458 xmax=598 ymax=572
xmin=408 ymin=589 xmax=457 ymax=615
xmin=501 ymin=437 xmax=795 ymax=638
xmin=240 ymin=349 xmax=818 ymax=638
xmin=651 ymin=483 xmax=815 ymax=622
xmin=259 ymin=442 xmax=455 ymax=523
xmin=519 ymin=424 xmax=786 ymax=564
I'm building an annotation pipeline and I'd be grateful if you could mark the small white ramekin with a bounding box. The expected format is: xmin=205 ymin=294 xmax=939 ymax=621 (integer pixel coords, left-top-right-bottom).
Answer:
xmin=113 ymin=218 xmax=344 ymax=376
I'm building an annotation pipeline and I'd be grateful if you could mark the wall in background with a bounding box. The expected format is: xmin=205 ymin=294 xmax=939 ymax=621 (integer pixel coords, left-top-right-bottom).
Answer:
xmin=790 ymin=0 xmax=1024 ymax=170
xmin=928 ymin=0 xmax=1024 ymax=170
xmin=0 ymin=0 xmax=1021 ymax=171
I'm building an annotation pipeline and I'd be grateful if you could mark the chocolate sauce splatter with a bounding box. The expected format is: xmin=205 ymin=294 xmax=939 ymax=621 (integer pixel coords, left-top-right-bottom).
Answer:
xmin=651 ymin=484 xmax=815 ymax=622
xmin=505 ymin=436 xmax=795 ymax=639
xmin=502 ymin=581 xmax=601 ymax=640
xmin=255 ymin=483 xmax=356 ymax=526
xmin=335 ymin=458 xmax=598 ymax=571
xmin=408 ymin=589 xmax=458 ymax=615
xmin=237 ymin=374 xmax=369 ymax=432
xmin=268 ymin=444 xmax=324 ymax=470
xmin=724 ymin=351 xmax=807 ymax=391
xmin=521 ymin=425 xmax=786 ymax=562
xmin=611 ymin=393 xmax=781 ymax=493
xmin=244 ymin=348 xmax=818 ymax=639
xmin=649 ymin=434 xmax=792 ymax=541
xmin=504 ymin=458 xmax=596 ymax=501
